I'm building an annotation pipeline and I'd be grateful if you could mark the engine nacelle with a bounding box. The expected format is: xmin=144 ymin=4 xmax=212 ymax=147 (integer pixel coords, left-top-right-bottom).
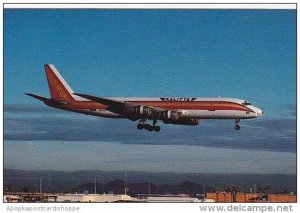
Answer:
xmin=124 ymin=105 xmax=153 ymax=116
xmin=159 ymin=110 xmax=181 ymax=122
xmin=163 ymin=118 xmax=200 ymax=125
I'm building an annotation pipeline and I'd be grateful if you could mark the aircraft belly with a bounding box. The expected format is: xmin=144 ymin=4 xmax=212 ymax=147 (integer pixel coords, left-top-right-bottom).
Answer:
xmin=65 ymin=107 xmax=256 ymax=120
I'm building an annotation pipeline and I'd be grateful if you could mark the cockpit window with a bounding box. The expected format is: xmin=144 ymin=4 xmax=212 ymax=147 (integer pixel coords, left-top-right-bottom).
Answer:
xmin=243 ymin=101 xmax=251 ymax=106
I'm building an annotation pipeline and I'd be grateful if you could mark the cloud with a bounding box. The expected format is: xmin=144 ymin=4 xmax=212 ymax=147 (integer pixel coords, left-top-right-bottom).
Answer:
xmin=4 ymin=103 xmax=296 ymax=153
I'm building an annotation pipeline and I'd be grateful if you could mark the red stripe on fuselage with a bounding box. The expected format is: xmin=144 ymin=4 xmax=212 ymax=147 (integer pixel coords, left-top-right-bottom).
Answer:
xmin=63 ymin=100 xmax=253 ymax=112
xmin=131 ymin=101 xmax=252 ymax=111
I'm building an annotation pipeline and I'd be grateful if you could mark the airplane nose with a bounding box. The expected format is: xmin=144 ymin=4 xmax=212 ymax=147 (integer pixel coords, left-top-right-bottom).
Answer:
xmin=257 ymin=108 xmax=263 ymax=116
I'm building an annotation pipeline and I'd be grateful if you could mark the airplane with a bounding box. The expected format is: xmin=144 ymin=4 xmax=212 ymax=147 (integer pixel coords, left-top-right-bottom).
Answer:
xmin=26 ymin=64 xmax=263 ymax=132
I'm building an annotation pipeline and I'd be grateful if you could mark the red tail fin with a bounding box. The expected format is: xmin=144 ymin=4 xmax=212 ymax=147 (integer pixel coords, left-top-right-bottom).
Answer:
xmin=44 ymin=64 xmax=75 ymax=102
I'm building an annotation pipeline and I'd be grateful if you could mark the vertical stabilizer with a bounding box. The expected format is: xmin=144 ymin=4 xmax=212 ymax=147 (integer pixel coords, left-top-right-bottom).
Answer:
xmin=44 ymin=64 xmax=75 ymax=102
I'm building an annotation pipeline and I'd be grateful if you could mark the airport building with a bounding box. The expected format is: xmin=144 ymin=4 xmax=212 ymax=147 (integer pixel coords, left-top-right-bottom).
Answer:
xmin=56 ymin=194 xmax=134 ymax=202
xmin=4 ymin=193 xmax=136 ymax=203
xmin=206 ymin=192 xmax=296 ymax=203
xmin=4 ymin=192 xmax=296 ymax=203
xmin=145 ymin=195 xmax=201 ymax=203
xmin=4 ymin=195 xmax=23 ymax=203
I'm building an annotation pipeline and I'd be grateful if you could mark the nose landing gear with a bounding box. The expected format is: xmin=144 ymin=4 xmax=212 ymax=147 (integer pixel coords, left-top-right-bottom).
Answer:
xmin=235 ymin=118 xmax=240 ymax=130
xmin=235 ymin=125 xmax=240 ymax=130
xmin=137 ymin=119 xmax=160 ymax=132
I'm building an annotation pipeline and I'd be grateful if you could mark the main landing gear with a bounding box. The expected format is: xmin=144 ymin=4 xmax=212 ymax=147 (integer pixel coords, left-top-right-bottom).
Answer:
xmin=137 ymin=119 xmax=161 ymax=132
xmin=235 ymin=118 xmax=240 ymax=130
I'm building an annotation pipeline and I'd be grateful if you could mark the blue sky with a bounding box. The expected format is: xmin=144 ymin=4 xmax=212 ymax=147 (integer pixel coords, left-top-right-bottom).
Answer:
xmin=4 ymin=9 xmax=296 ymax=174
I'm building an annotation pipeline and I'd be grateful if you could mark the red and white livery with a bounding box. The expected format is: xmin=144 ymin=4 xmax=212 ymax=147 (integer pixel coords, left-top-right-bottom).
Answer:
xmin=26 ymin=64 xmax=263 ymax=132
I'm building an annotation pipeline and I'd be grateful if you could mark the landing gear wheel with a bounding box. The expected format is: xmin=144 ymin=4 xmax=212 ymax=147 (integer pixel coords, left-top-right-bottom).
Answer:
xmin=137 ymin=123 xmax=144 ymax=130
xmin=234 ymin=118 xmax=241 ymax=130
xmin=137 ymin=119 xmax=161 ymax=132
xmin=143 ymin=124 xmax=152 ymax=131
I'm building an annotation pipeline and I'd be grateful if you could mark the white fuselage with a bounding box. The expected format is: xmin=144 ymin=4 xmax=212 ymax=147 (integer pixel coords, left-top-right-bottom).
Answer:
xmin=65 ymin=97 xmax=263 ymax=120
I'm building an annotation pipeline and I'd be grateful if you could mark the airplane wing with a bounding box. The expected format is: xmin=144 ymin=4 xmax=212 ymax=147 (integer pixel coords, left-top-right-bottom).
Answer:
xmin=73 ymin=93 xmax=125 ymax=106
xmin=74 ymin=93 xmax=171 ymax=120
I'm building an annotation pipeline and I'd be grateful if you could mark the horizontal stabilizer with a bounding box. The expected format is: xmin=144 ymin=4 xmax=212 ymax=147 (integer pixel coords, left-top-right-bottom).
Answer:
xmin=25 ymin=93 xmax=67 ymax=105
xmin=25 ymin=93 xmax=50 ymax=102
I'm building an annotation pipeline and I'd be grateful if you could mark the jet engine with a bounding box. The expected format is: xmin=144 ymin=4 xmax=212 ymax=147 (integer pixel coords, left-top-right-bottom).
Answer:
xmin=158 ymin=110 xmax=182 ymax=122
xmin=124 ymin=105 xmax=154 ymax=116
